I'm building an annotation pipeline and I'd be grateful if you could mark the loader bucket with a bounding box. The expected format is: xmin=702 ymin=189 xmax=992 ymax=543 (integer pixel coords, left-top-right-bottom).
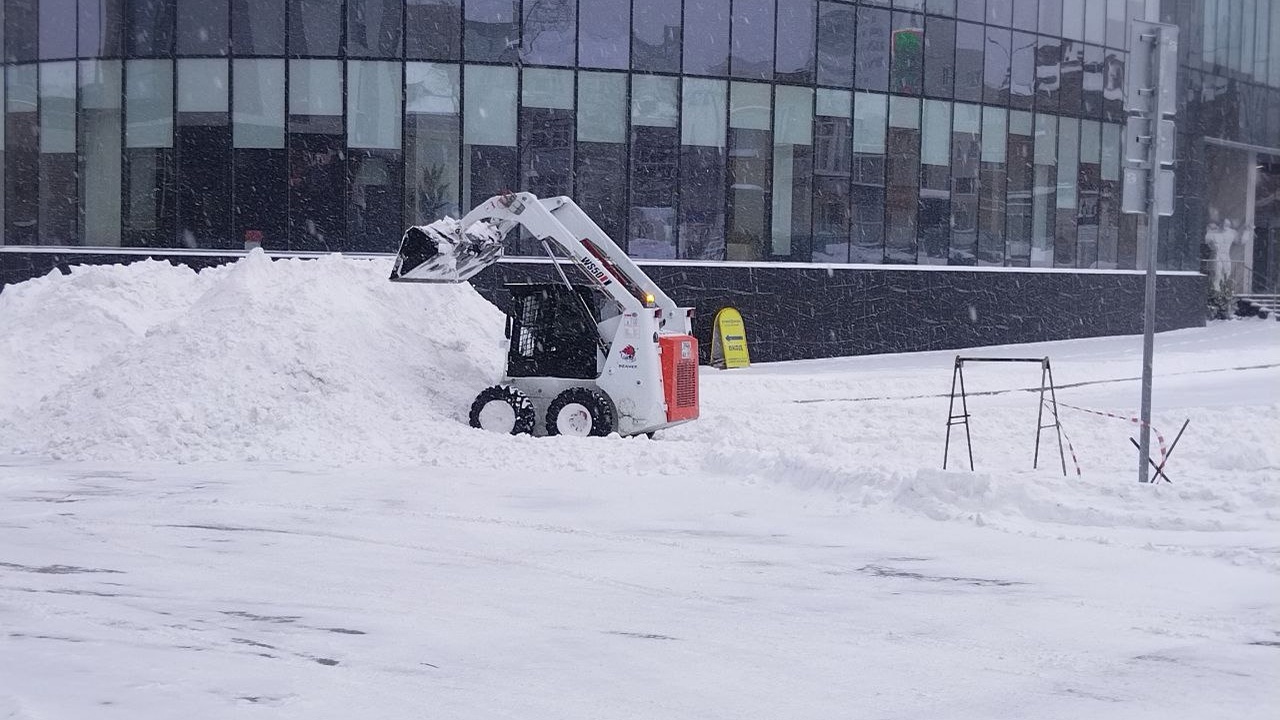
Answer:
xmin=389 ymin=217 xmax=506 ymax=283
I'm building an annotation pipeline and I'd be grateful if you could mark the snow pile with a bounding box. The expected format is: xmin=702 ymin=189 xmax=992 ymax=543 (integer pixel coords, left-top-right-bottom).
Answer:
xmin=0 ymin=252 xmax=505 ymax=462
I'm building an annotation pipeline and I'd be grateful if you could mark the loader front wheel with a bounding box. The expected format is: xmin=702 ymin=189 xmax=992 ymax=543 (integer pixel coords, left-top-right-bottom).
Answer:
xmin=469 ymin=385 xmax=536 ymax=435
xmin=546 ymin=388 xmax=615 ymax=437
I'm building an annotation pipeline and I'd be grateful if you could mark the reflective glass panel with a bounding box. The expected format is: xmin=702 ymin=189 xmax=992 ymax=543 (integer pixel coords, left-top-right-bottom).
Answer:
xmin=289 ymin=0 xmax=342 ymax=56
xmin=348 ymin=60 xmax=402 ymax=149
xmin=577 ymin=71 xmax=626 ymax=144
xmin=40 ymin=0 xmax=77 ymax=59
xmin=683 ymin=0 xmax=731 ymax=76
xmin=776 ymin=0 xmax=816 ymax=83
xmin=289 ymin=60 xmax=343 ymax=116
xmin=522 ymin=0 xmax=576 ymax=66
xmin=233 ymin=59 xmax=285 ymax=148
xmin=178 ymin=59 xmax=229 ymax=114
xmin=407 ymin=0 xmax=461 ymax=60
xmin=79 ymin=0 xmax=126 ymax=57
xmin=348 ymin=0 xmax=404 ymax=57
xmin=632 ymin=0 xmax=681 ymax=73
xmin=579 ymin=0 xmax=630 ymax=70
xmin=177 ymin=0 xmax=229 ymax=55
xmin=126 ymin=59 xmax=173 ymax=148
xmin=232 ymin=0 xmax=286 ymax=55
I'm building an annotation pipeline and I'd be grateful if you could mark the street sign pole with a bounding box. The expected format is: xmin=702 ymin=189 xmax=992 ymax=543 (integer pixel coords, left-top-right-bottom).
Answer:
xmin=1137 ymin=50 xmax=1161 ymax=486
xmin=1123 ymin=21 xmax=1179 ymax=484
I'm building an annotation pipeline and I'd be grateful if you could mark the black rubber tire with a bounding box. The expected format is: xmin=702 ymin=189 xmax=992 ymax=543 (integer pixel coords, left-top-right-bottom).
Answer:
xmin=545 ymin=387 xmax=616 ymax=437
xmin=469 ymin=385 xmax=536 ymax=435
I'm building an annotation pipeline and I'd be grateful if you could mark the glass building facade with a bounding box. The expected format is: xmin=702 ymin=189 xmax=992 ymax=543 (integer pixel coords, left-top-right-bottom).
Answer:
xmin=0 ymin=0 xmax=1276 ymax=275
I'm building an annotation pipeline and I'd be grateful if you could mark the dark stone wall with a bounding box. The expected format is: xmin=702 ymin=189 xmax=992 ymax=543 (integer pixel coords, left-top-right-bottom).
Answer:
xmin=475 ymin=261 xmax=1207 ymax=363
xmin=1 ymin=251 xmax=1206 ymax=363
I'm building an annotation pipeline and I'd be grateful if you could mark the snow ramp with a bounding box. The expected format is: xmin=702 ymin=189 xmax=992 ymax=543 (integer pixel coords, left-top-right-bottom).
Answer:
xmin=0 ymin=252 xmax=505 ymax=462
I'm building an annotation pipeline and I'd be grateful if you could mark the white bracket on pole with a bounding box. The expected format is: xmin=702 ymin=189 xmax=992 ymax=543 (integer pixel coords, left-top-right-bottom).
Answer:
xmin=1121 ymin=19 xmax=1179 ymax=484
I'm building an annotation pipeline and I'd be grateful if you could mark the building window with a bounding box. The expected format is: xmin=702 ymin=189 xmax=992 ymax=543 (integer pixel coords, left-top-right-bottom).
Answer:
xmin=851 ymin=91 xmax=887 ymax=262
xmin=79 ymin=60 xmax=122 ymax=247
xmin=1038 ymin=0 xmax=1062 ymax=37
xmin=817 ymin=1 xmax=855 ymax=87
xmin=1054 ymin=116 xmax=1079 ymax=267
xmin=985 ymin=27 xmax=1012 ymax=106
xmin=1078 ymin=119 xmax=1102 ymax=268
xmin=288 ymin=59 xmax=344 ymax=251
xmin=124 ymin=59 xmax=175 ymax=247
xmin=519 ymin=66 xmax=575 ymax=235
xmin=348 ymin=60 xmax=404 ymax=253
xmin=950 ymin=102 xmax=981 ymax=265
xmin=1031 ymin=113 xmax=1056 ymax=267
xmin=629 ymin=75 xmax=679 ymax=259
xmin=579 ymin=0 xmax=630 ymax=70
xmin=776 ymin=0 xmax=816 ymax=84
xmin=40 ymin=0 xmax=78 ymax=60
xmin=348 ymin=0 xmax=404 ymax=58
xmin=812 ymin=88 xmax=851 ymax=263
xmin=978 ymin=106 xmax=1008 ymax=266
xmin=463 ymin=64 xmax=517 ymax=210
xmin=885 ymin=95 xmax=920 ymax=263
xmin=856 ymin=6 xmax=890 ymax=92
xmin=954 ymin=21 xmax=983 ymax=102
xmin=1098 ymin=121 xmax=1121 ymax=269
xmin=918 ymin=98 xmax=951 ymax=264
xmin=731 ymin=0 xmax=774 ymax=80
xmin=684 ymin=0 xmax=730 ymax=77
xmin=129 ymin=0 xmax=175 ymax=56
xmin=126 ymin=60 xmax=173 ymax=149
xmin=407 ymin=0 xmax=461 ymax=60
xmin=232 ymin=58 xmax=286 ymax=250
xmin=521 ymin=0 xmax=576 ymax=66
xmin=79 ymin=0 xmax=126 ymax=58
xmin=289 ymin=0 xmax=342 ymax=56
xmin=177 ymin=0 xmax=229 ymax=56
xmin=233 ymin=59 xmax=285 ymax=149
xmin=1005 ymin=109 xmax=1034 ymax=266
xmin=924 ymin=17 xmax=955 ymax=98
xmin=1036 ymin=35 xmax=1061 ymax=113
xmin=678 ymin=77 xmax=727 ymax=260
xmin=1010 ymin=31 xmax=1036 ymax=110
xmin=633 ymin=0 xmax=681 ymax=74
xmin=727 ymin=81 xmax=772 ymax=262
xmin=7 ymin=1 xmax=39 ymax=62
xmin=772 ymin=85 xmax=814 ymax=260
xmin=575 ymin=71 xmax=627 ymax=248
xmin=405 ymin=62 xmax=460 ymax=226
xmin=176 ymin=59 xmax=232 ymax=249
xmin=348 ymin=61 xmax=402 ymax=150
xmin=39 ymin=61 xmax=77 ymax=245
xmin=232 ymin=0 xmax=286 ymax=56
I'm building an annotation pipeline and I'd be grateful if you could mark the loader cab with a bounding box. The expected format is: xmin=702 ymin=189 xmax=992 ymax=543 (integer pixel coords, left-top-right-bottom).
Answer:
xmin=504 ymin=283 xmax=609 ymax=380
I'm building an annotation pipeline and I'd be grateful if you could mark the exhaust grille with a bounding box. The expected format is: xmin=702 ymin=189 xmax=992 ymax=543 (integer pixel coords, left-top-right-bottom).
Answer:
xmin=675 ymin=360 xmax=698 ymax=408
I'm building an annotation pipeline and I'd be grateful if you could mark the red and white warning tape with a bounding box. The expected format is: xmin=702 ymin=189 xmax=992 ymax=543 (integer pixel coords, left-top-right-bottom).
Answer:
xmin=1054 ymin=400 xmax=1170 ymax=464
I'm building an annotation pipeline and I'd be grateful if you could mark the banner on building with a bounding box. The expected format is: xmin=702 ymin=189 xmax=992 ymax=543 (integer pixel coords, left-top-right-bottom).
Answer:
xmin=710 ymin=307 xmax=751 ymax=369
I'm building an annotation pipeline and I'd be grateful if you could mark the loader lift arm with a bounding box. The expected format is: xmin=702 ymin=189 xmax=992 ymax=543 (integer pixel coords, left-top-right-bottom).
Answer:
xmin=390 ymin=193 xmax=692 ymax=335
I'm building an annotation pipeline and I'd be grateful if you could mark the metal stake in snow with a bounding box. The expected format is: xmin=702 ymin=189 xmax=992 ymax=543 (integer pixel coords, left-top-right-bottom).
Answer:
xmin=1121 ymin=20 xmax=1178 ymax=484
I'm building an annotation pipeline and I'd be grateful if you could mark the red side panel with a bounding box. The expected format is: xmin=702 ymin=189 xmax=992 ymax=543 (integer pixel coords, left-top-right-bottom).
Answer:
xmin=659 ymin=335 xmax=699 ymax=422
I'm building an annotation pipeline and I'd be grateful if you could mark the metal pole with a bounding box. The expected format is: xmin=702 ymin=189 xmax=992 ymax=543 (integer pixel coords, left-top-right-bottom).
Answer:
xmin=1137 ymin=28 xmax=1166 ymax=484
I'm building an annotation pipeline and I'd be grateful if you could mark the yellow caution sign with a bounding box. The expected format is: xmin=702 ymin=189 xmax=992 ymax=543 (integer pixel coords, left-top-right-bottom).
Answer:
xmin=710 ymin=307 xmax=751 ymax=369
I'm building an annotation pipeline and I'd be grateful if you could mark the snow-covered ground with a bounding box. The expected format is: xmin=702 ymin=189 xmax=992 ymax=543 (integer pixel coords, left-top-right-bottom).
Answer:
xmin=1 ymin=255 xmax=1277 ymax=719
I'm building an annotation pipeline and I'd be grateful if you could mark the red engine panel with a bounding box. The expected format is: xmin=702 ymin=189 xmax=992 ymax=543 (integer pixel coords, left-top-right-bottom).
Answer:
xmin=659 ymin=335 xmax=699 ymax=422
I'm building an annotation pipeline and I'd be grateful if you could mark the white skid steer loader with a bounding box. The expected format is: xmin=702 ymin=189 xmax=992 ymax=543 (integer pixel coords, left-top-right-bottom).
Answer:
xmin=390 ymin=192 xmax=699 ymax=438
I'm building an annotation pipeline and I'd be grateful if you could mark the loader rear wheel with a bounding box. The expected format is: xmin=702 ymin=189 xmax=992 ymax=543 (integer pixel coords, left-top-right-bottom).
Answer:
xmin=546 ymin=388 xmax=615 ymax=438
xmin=469 ymin=385 xmax=536 ymax=435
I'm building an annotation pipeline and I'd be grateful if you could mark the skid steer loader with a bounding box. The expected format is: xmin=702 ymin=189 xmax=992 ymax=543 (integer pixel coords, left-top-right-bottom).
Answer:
xmin=390 ymin=192 xmax=699 ymax=438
